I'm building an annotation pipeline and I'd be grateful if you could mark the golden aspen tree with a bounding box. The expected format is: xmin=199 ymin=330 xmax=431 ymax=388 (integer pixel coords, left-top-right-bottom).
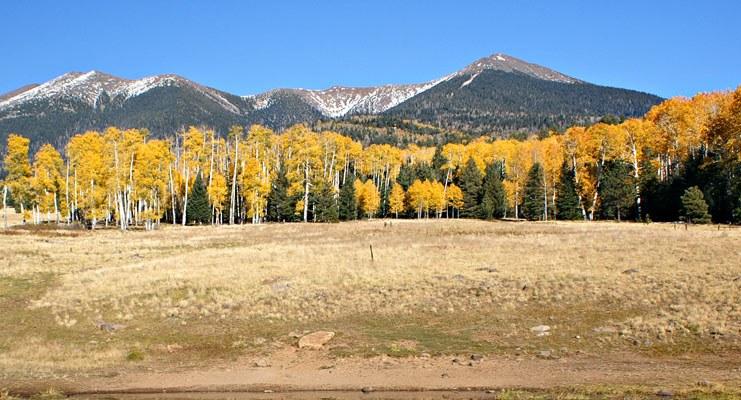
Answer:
xmin=179 ymin=126 xmax=208 ymax=225
xmin=353 ymin=178 xmax=380 ymax=218
xmin=226 ymin=125 xmax=244 ymax=224
xmin=429 ymin=180 xmax=446 ymax=218
xmin=388 ymin=182 xmax=406 ymax=218
xmin=208 ymin=171 xmax=228 ymax=224
xmin=31 ymin=144 xmax=65 ymax=224
xmin=619 ymin=118 xmax=654 ymax=215
xmin=133 ymin=139 xmax=173 ymax=230
xmin=239 ymin=125 xmax=274 ymax=223
xmin=105 ymin=127 xmax=147 ymax=229
xmin=406 ymin=179 xmax=430 ymax=218
xmin=283 ymin=125 xmax=322 ymax=222
xmin=66 ymin=131 xmax=112 ymax=229
xmin=362 ymin=179 xmax=381 ymax=218
xmin=3 ymin=134 xmax=33 ymax=224
xmin=537 ymin=134 xmax=564 ymax=220
xmin=446 ymin=183 xmax=464 ymax=218
xmin=707 ymin=86 xmax=741 ymax=160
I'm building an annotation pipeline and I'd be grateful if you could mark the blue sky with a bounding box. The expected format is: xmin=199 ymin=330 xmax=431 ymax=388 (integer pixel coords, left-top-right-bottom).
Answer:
xmin=1 ymin=1 xmax=739 ymax=98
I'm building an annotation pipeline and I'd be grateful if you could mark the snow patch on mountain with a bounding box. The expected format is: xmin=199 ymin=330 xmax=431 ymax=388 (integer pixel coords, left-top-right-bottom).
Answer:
xmin=0 ymin=71 xmax=243 ymax=115
xmin=460 ymin=71 xmax=481 ymax=88
xmin=459 ymin=53 xmax=581 ymax=84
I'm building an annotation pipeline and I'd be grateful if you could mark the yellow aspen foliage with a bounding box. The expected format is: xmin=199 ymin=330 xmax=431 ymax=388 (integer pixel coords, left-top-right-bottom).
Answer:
xmin=4 ymin=134 xmax=33 ymax=213
xmin=31 ymin=144 xmax=65 ymax=220
xmin=134 ymin=139 xmax=173 ymax=229
xmin=66 ymin=131 xmax=112 ymax=228
xmin=388 ymin=183 xmax=406 ymax=217
xmin=354 ymin=179 xmax=380 ymax=218
xmin=208 ymin=171 xmax=228 ymax=222
xmin=406 ymin=179 xmax=430 ymax=218
xmin=446 ymin=183 xmax=464 ymax=213
xmin=429 ymin=180 xmax=446 ymax=217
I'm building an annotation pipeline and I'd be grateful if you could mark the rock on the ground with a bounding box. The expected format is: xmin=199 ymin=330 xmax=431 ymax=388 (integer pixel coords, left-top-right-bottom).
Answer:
xmin=622 ymin=268 xmax=640 ymax=275
xmin=298 ymin=331 xmax=335 ymax=349
xmin=657 ymin=389 xmax=674 ymax=397
xmin=531 ymin=325 xmax=551 ymax=336
xmin=537 ymin=350 xmax=555 ymax=359
xmin=361 ymin=387 xmax=375 ymax=393
xmin=253 ymin=358 xmax=271 ymax=367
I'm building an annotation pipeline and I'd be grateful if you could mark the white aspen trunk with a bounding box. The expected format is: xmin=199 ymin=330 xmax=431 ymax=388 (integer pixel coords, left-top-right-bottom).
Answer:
xmin=65 ymin=161 xmax=70 ymax=223
xmin=54 ymin=192 xmax=59 ymax=224
xmin=630 ymin=142 xmax=641 ymax=218
xmin=303 ymin=162 xmax=310 ymax=222
xmin=571 ymin=155 xmax=588 ymax=220
xmin=90 ymin=179 xmax=96 ymax=230
xmin=182 ymin=168 xmax=189 ymax=226
xmin=73 ymin=169 xmax=78 ymax=223
xmin=21 ymin=203 xmax=25 ymax=225
xmin=168 ymin=165 xmax=177 ymax=223
xmin=543 ymin=174 xmax=548 ymax=221
xmin=229 ymin=135 xmax=239 ymax=224
xmin=2 ymin=185 xmax=7 ymax=229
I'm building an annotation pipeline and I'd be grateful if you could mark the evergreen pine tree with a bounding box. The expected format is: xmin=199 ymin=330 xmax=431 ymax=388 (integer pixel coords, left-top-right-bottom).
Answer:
xmin=480 ymin=162 xmax=507 ymax=219
xmin=314 ymin=181 xmax=339 ymax=222
xmin=396 ymin=163 xmax=415 ymax=190
xmin=413 ymin=163 xmax=436 ymax=182
xmin=186 ymin=173 xmax=211 ymax=224
xmin=267 ymin=167 xmax=293 ymax=222
xmin=555 ymin=161 xmax=582 ymax=220
xmin=338 ymin=176 xmax=357 ymax=221
xmin=522 ymin=162 xmax=545 ymax=221
xmin=459 ymin=158 xmax=483 ymax=218
xmin=379 ymin=184 xmax=390 ymax=218
xmin=681 ymin=186 xmax=711 ymax=224
xmin=599 ymin=160 xmax=635 ymax=221
xmin=431 ymin=146 xmax=447 ymax=181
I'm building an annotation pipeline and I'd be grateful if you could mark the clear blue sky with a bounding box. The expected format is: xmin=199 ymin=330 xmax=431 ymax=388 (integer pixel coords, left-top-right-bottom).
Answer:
xmin=1 ymin=1 xmax=739 ymax=98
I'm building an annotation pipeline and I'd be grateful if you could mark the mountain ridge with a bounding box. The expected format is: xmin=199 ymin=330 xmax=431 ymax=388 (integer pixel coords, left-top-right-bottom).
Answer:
xmin=0 ymin=52 xmax=664 ymax=148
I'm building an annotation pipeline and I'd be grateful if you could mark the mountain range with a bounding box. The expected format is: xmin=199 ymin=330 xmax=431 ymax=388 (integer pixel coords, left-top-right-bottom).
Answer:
xmin=0 ymin=53 xmax=663 ymax=148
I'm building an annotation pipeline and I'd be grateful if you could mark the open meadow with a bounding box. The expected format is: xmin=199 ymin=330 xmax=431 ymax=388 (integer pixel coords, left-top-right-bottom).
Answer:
xmin=0 ymin=216 xmax=740 ymax=396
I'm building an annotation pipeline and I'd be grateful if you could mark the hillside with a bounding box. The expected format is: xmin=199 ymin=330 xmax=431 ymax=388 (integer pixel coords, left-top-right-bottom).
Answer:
xmin=0 ymin=53 xmax=663 ymax=148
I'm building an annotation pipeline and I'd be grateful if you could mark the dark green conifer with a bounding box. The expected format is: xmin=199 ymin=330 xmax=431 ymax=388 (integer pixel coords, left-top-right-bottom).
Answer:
xmin=459 ymin=158 xmax=483 ymax=218
xmin=555 ymin=161 xmax=582 ymax=220
xmin=267 ymin=167 xmax=293 ymax=222
xmin=338 ymin=176 xmax=357 ymax=221
xmin=314 ymin=181 xmax=339 ymax=222
xmin=186 ymin=173 xmax=211 ymax=224
xmin=480 ymin=162 xmax=507 ymax=219
xmin=431 ymin=146 xmax=447 ymax=181
xmin=681 ymin=186 xmax=711 ymax=224
xmin=599 ymin=160 xmax=635 ymax=221
xmin=522 ymin=162 xmax=545 ymax=221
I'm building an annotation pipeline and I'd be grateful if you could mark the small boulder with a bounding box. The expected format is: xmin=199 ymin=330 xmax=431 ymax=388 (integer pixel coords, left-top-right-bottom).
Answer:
xmin=537 ymin=350 xmax=553 ymax=359
xmin=361 ymin=387 xmax=375 ymax=393
xmin=298 ymin=331 xmax=335 ymax=350
xmin=470 ymin=353 xmax=484 ymax=361
xmin=253 ymin=358 xmax=271 ymax=368
xmin=622 ymin=268 xmax=640 ymax=275
xmin=657 ymin=389 xmax=674 ymax=397
xmin=531 ymin=325 xmax=551 ymax=336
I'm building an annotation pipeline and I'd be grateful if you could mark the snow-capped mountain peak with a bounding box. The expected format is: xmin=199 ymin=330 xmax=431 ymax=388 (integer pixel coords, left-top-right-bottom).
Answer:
xmin=0 ymin=71 xmax=243 ymax=115
xmin=459 ymin=53 xmax=581 ymax=84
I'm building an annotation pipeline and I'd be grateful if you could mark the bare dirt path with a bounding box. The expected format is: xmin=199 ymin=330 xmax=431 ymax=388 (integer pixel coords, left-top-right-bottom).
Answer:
xmin=4 ymin=350 xmax=740 ymax=395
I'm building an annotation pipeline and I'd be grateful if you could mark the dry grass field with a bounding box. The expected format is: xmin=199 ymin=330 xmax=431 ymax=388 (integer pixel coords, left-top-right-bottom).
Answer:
xmin=0 ymin=218 xmax=740 ymax=395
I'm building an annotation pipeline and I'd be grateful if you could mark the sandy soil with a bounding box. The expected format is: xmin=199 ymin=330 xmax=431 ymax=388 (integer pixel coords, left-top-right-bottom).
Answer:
xmin=3 ymin=349 xmax=740 ymax=395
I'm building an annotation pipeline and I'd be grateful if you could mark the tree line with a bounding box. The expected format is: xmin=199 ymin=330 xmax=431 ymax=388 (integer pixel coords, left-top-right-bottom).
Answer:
xmin=2 ymin=86 xmax=740 ymax=229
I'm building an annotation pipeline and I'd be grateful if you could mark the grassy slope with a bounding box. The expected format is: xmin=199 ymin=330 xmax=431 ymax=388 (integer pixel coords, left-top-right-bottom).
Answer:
xmin=0 ymin=220 xmax=739 ymax=386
